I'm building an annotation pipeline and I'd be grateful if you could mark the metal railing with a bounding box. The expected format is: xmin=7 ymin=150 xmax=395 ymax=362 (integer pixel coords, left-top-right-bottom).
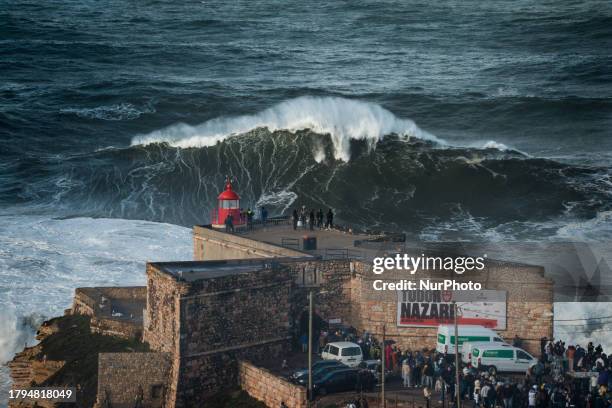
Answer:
xmin=323 ymin=248 xmax=364 ymax=260
xmin=280 ymin=237 xmax=300 ymax=250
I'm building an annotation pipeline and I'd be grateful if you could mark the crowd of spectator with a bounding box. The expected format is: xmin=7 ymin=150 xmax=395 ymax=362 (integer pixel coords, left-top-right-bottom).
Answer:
xmin=319 ymin=328 xmax=612 ymax=408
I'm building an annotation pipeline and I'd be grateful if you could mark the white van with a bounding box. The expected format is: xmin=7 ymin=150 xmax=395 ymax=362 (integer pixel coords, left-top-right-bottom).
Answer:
xmin=462 ymin=341 xmax=502 ymax=364
xmin=436 ymin=325 xmax=505 ymax=355
xmin=470 ymin=343 xmax=537 ymax=374
xmin=321 ymin=341 xmax=363 ymax=367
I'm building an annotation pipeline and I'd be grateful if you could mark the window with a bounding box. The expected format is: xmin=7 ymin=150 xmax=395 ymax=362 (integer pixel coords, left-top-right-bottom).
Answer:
xmin=329 ymin=345 xmax=340 ymax=356
xmin=341 ymin=347 xmax=362 ymax=357
xmin=517 ymin=351 xmax=532 ymax=360
xmin=483 ymin=349 xmax=514 ymax=358
xmin=493 ymin=337 xmax=503 ymax=342
xmin=220 ymin=200 xmax=238 ymax=209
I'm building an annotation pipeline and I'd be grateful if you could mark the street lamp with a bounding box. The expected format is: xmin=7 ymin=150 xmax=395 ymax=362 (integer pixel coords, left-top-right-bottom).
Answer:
xmin=307 ymin=288 xmax=328 ymax=406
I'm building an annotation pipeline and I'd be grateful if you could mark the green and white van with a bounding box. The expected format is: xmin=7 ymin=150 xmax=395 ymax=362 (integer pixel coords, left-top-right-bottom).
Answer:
xmin=470 ymin=343 xmax=537 ymax=374
xmin=436 ymin=325 xmax=505 ymax=355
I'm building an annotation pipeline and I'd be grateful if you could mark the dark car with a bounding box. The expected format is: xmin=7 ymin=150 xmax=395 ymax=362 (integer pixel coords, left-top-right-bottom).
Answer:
xmin=296 ymin=363 xmax=348 ymax=385
xmin=357 ymin=359 xmax=394 ymax=384
xmin=290 ymin=360 xmax=346 ymax=383
xmin=312 ymin=368 xmax=376 ymax=396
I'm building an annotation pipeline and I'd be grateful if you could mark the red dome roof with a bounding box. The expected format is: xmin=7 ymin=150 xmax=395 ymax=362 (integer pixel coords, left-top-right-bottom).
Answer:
xmin=218 ymin=179 xmax=240 ymax=200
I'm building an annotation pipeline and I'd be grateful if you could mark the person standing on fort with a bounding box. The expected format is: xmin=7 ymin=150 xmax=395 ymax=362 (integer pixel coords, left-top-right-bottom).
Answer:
xmin=292 ymin=209 xmax=298 ymax=230
xmin=309 ymin=209 xmax=315 ymax=230
xmin=224 ymin=213 xmax=234 ymax=233
xmin=326 ymin=208 xmax=334 ymax=229
xmin=316 ymin=209 xmax=324 ymax=229
xmin=299 ymin=206 xmax=307 ymax=229
xmin=260 ymin=206 xmax=268 ymax=226
xmin=246 ymin=208 xmax=254 ymax=230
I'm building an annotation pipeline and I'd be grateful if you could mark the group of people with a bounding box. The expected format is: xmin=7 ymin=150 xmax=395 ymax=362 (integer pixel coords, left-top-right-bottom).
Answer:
xmin=223 ymin=206 xmax=269 ymax=232
xmin=313 ymin=328 xmax=612 ymax=408
xmin=223 ymin=205 xmax=337 ymax=233
xmin=292 ymin=206 xmax=334 ymax=230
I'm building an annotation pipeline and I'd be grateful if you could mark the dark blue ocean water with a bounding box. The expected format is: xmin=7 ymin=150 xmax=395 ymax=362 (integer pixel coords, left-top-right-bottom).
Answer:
xmin=1 ymin=0 xmax=612 ymax=239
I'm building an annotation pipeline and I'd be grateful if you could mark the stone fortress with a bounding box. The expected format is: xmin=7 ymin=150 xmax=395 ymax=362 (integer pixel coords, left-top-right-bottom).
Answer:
xmin=10 ymin=182 xmax=555 ymax=408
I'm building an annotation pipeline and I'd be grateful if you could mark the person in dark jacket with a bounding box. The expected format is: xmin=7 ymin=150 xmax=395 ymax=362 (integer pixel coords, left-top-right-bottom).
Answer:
xmin=316 ymin=209 xmax=324 ymax=228
xmin=309 ymin=210 xmax=315 ymax=230
xmin=325 ymin=208 xmax=334 ymax=229
xmin=292 ymin=209 xmax=298 ymax=230
xmin=224 ymin=213 xmax=234 ymax=233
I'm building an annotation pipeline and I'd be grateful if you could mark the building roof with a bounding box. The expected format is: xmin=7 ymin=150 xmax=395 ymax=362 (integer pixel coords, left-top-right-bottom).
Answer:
xmin=151 ymin=260 xmax=272 ymax=282
xmin=326 ymin=341 xmax=360 ymax=348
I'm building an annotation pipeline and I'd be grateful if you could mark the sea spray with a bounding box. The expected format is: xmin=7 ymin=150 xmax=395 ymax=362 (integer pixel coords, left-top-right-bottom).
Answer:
xmin=0 ymin=307 xmax=37 ymax=364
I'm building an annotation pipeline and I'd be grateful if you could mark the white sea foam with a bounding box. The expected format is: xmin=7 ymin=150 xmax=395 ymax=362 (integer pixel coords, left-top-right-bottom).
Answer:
xmin=131 ymin=96 xmax=443 ymax=161
xmin=481 ymin=140 xmax=510 ymax=150
xmin=0 ymin=215 xmax=192 ymax=406
xmin=256 ymin=190 xmax=298 ymax=213
xmin=556 ymin=210 xmax=612 ymax=241
xmin=312 ymin=140 xmax=327 ymax=163
xmin=61 ymin=102 xmax=154 ymax=121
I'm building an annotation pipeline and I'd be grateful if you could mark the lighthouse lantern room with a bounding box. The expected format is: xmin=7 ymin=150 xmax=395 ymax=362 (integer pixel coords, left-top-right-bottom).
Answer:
xmin=211 ymin=177 xmax=245 ymax=229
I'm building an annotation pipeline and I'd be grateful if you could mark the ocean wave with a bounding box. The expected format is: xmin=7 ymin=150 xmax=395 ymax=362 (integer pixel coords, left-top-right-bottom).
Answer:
xmin=60 ymin=102 xmax=155 ymax=121
xmin=5 ymin=128 xmax=610 ymax=234
xmin=130 ymin=96 xmax=444 ymax=161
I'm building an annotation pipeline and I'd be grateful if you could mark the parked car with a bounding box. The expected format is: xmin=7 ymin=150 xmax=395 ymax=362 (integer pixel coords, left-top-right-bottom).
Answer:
xmin=357 ymin=359 xmax=393 ymax=384
xmin=290 ymin=360 xmax=346 ymax=382
xmin=312 ymin=368 xmax=375 ymax=396
xmin=295 ymin=363 xmax=348 ymax=385
xmin=470 ymin=343 xmax=537 ymax=374
xmin=436 ymin=325 xmax=505 ymax=355
xmin=321 ymin=341 xmax=363 ymax=367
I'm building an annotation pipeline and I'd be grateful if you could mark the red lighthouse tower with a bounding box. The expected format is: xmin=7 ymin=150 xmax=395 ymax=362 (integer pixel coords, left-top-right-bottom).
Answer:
xmin=211 ymin=177 xmax=245 ymax=229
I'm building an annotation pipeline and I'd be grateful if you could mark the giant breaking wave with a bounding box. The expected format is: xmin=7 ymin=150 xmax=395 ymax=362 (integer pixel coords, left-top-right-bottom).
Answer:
xmin=131 ymin=96 xmax=444 ymax=161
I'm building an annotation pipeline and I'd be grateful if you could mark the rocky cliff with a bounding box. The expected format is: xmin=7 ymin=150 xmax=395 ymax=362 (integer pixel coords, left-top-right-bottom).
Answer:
xmin=7 ymin=314 xmax=148 ymax=408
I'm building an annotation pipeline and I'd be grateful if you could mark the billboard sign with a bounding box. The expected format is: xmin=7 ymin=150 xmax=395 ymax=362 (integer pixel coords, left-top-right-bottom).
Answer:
xmin=397 ymin=289 xmax=507 ymax=329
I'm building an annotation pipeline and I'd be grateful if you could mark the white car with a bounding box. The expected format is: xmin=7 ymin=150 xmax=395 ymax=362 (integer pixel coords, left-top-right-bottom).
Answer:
xmin=470 ymin=343 xmax=537 ymax=374
xmin=321 ymin=341 xmax=363 ymax=367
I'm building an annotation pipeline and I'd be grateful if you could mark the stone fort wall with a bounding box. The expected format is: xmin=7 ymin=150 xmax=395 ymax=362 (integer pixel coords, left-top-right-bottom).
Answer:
xmin=239 ymin=360 xmax=307 ymax=408
xmin=94 ymin=352 xmax=171 ymax=408
xmin=193 ymin=225 xmax=306 ymax=261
